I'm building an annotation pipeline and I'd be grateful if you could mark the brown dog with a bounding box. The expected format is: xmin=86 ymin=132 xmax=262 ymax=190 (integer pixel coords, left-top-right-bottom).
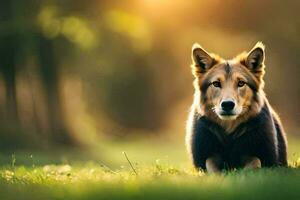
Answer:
xmin=186 ymin=42 xmax=288 ymax=172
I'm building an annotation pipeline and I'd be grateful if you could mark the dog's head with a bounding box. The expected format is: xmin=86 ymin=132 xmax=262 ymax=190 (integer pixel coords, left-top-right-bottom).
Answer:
xmin=191 ymin=42 xmax=265 ymax=121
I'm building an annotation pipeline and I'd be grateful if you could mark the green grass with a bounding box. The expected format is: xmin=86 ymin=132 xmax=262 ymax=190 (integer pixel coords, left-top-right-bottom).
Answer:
xmin=0 ymin=136 xmax=300 ymax=200
xmin=1 ymin=164 xmax=300 ymax=200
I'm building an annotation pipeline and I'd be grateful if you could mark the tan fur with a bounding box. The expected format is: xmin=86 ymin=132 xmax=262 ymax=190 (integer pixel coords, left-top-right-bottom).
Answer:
xmin=206 ymin=156 xmax=222 ymax=173
xmin=242 ymin=156 xmax=261 ymax=169
xmin=191 ymin=42 xmax=266 ymax=133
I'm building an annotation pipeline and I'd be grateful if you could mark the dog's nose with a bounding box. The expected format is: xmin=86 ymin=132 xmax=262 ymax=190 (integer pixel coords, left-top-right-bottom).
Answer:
xmin=221 ymin=100 xmax=235 ymax=112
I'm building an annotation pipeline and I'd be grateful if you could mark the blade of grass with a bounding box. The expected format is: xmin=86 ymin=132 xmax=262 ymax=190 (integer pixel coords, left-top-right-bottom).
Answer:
xmin=123 ymin=151 xmax=138 ymax=176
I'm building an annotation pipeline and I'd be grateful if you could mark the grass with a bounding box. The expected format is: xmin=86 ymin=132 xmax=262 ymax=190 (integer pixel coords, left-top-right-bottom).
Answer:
xmin=1 ymin=164 xmax=300 ymax=200
xmin=0 ymin=136 xmax=300 ymax=200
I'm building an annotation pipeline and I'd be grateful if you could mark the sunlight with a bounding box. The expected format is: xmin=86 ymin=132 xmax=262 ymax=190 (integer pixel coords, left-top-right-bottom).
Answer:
xmin=104 ymin=10 xmax=152 ymax=52
xmin=37 ymin=5 xmax=98 ymax=49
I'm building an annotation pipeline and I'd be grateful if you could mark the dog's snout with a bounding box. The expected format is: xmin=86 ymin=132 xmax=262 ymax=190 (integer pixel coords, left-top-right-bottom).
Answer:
xmin=221 ymin=100 xmax=235 ymax=112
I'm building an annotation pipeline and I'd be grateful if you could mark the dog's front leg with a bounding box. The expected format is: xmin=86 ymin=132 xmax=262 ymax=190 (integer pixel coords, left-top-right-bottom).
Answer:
xmin=242 ymin=156 xmax=261 ymax=169
xmin=206 ymin=155 xmax=222 ymax=173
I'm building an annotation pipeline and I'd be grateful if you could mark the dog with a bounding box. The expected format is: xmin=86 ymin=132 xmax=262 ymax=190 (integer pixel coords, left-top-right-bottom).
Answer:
xmin=185 ymin=42 xmax=288 ymax=172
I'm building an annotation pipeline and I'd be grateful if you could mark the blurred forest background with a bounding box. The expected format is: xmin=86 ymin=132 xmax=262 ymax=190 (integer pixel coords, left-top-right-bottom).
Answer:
xmin=0 ymin=0 xmax=299 ymax=154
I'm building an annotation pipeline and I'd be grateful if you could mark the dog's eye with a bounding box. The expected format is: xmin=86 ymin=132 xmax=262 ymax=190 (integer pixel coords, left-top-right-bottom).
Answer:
xmin=237 ymin=81 xmax=246 ymax=87
xmin=212 ymin=81 xmax=221 ymax=88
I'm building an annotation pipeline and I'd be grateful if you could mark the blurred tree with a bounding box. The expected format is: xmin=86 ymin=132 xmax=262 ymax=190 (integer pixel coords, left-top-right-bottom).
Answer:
xmin=0 ymin=35 xmax=19 ymax=123
xmin=37 ymin=36 xmax=75 ymax=145
xmin=0 ymin=0 xmax=78 ymax=148
xmin=0 ymin=0 xmax=23 ymax=150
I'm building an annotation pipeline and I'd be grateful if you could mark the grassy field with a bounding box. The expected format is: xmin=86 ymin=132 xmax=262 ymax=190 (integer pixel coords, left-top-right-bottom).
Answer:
xmin=0 ymin=136 xmax=300 ymax=200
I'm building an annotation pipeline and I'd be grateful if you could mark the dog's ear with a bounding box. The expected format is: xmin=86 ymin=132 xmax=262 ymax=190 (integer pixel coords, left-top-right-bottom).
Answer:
xmin=192 ymin=43 xmax=215 ymax=73
xmin=245 ymin=42 xmax=265 ymax=71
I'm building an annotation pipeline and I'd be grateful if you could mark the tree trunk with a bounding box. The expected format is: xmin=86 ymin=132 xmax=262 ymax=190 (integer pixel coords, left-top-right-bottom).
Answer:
xmin=37 ymin=35 xmax=76 ymax=146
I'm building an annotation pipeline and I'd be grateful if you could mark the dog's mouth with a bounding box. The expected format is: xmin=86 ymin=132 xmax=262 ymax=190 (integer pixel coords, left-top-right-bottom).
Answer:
xmin=217 ymin=111 xmax=238 ymax=120
xmin=212 ymin=106 xmax=242 ymax=120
